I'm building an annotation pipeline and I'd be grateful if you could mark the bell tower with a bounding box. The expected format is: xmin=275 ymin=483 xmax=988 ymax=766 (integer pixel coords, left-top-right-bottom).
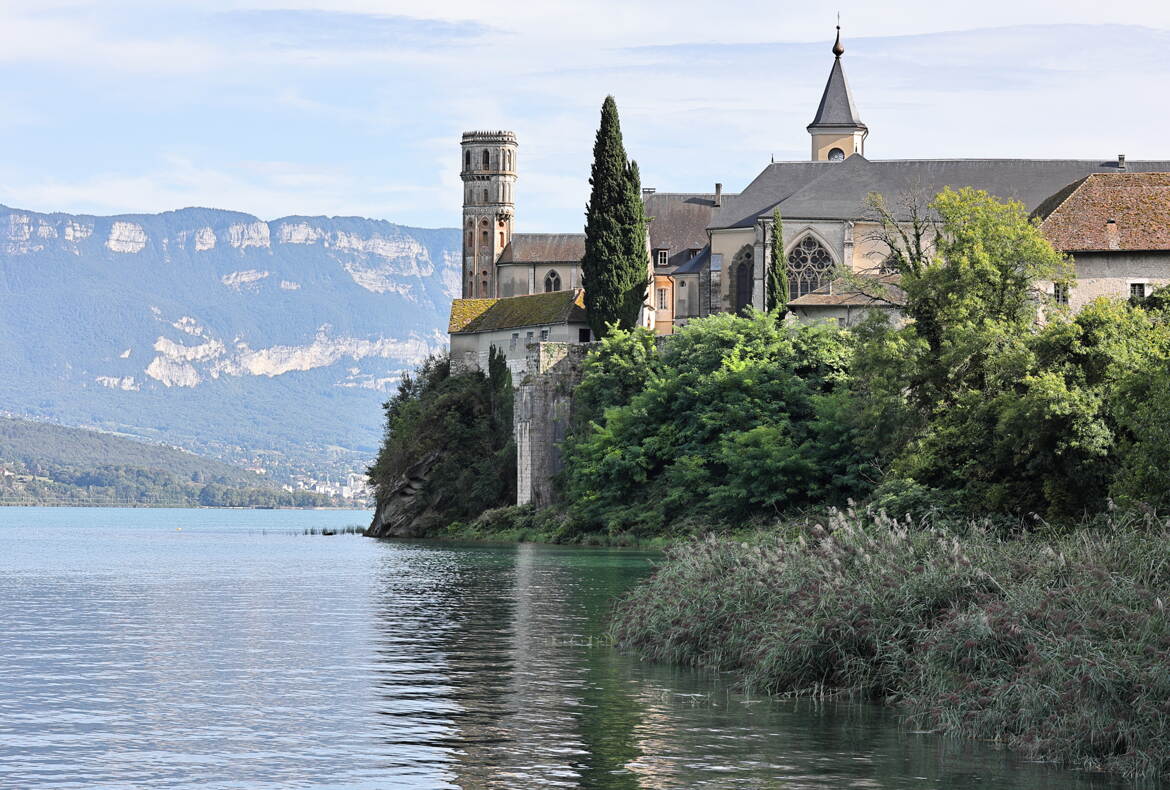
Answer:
xmin=460 ymin=131 xmax=517 ymax=298
xmin=807 ymin=26 xmax=867 ymax=161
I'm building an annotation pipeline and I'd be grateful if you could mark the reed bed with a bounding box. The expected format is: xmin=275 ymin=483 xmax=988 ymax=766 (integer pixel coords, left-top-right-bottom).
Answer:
xmin=611 ymin=507 xmax=1170 ymax=778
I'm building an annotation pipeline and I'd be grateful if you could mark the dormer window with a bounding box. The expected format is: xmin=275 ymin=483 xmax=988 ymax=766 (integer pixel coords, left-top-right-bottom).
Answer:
xmin=655 ymin=249 xmax=668 ymax=266
xmin=828 ymin=148 xmax=846 ymax=161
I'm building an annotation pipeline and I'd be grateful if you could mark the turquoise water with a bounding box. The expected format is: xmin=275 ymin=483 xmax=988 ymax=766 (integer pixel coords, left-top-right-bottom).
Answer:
xmin=0 ymin=507 xmax=1141 ymax=788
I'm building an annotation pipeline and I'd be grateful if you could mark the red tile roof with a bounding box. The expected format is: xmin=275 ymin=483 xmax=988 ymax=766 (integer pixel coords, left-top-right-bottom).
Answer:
xmin=1037 ymin=173 xmax=1170 ymax=252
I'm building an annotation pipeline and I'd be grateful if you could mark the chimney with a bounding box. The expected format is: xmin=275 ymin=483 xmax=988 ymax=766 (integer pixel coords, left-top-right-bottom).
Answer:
xmin=1106 ymin=219 xmax=1120 ymax=250
xmin=1118 ymin=154 xmax=1127 ymax=171
xmin=714 ymin=183 xmax=723 ymax=207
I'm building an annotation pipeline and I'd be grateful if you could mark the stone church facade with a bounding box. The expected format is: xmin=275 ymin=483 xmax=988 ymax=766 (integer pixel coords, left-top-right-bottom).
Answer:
xmin=451 ymin=26 xmax=1170 ymax=370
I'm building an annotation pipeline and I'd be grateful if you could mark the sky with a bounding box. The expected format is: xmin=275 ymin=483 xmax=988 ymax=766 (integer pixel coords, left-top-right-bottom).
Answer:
xmin=2 ymin=0 xmax=1170 ymax=231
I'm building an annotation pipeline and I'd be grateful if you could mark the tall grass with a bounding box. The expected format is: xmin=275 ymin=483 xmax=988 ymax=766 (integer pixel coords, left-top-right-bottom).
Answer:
xmin=611 ymin=507 xmax=1170 ymax=778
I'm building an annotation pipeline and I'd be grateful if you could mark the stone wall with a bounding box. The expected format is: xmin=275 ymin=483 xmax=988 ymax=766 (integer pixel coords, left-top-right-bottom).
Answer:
xmin=514 ymin=341 xmax=595 ymax=507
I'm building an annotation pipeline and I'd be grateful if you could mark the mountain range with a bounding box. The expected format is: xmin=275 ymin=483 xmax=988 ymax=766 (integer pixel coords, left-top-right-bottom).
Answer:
xmin=0 ymin=203 xmax=460 ymax=482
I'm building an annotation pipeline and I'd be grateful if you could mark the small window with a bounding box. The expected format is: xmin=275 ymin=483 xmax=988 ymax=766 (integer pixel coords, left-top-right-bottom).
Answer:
xmin=499 ymin=232 xmax=505 ymax=246
xmin=481 ymin=280 xmax=488 ymax=295
xmin=1053 ymin=282 xmax=1069 ymax=306
xmin=526 ymin=330 xmax=534 ymax=340
xmin=464 ymin=151 xmax=471 ymax=169
xmin=544 ymin=270 xmax=561 ymax=292
xmin=483 ymin=189 xmax=488 ymax=203
xmin=482 ymin=150 xmax=490 ymax=169
xmin=510 ymin=332 xmax=519 ymax=350
xmin=828 ymin=147 xmax=846 ymax=161
xmin=679 ymin=280 xmax=687 ymax=288
xmin=656 ymin=288 xmax=668 ymax=310
xmin=656 ymin=249 xmax=668 ymax=266
xmin=1131 ymin=282 xmax=1147 ymax=300
xmin=540 ymin=328 xmax=549 ymax=341
xmin=578 ymin=328 xmax=591 ymax=343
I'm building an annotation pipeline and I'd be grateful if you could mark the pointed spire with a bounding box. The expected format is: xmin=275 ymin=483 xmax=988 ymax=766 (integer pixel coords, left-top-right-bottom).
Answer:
xmin=808 ymin=21 xmax=865 ymax=131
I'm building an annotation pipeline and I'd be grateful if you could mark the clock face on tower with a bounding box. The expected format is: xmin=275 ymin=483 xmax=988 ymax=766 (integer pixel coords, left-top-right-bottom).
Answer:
xmin=828 ymin=147 xmax=846 ymax=161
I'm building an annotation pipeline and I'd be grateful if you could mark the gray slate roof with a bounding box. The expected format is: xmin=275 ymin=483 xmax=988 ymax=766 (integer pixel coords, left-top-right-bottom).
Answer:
xmin=671 ymin=245 xmax=711 ymax=275
xmin=710 ymin=156 xmax=1170 ymax=230
xmin=808 ymin=57 xmax=865 ymax=130
xmin=498 ymin=233 xmax=585 ymax=264
xmin=644 ymin=192 xmax=724 ymax=254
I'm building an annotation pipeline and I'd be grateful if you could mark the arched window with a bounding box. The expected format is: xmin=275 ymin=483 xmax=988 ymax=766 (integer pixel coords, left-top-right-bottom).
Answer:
xmin=482 ymin=150 xmax=490 ymax=169
xmin=787 ymin=235 xmax=834 ymax=300
xmin=828 ymin=147 xmax=845 ymax=161
xmin=731 ymin=245 xmax=753 ymax=314
xmin=464 ymin=151 xmax=471 ymax=169
xmin=499 ymin=231 xmax=505 ymax=246
xmin=544 ymin=270 xmax=562 ymax=292
xmin=481 ymin=280 xmax=489 ymax=295
xmin=483 ymin=189 xmax=489 ymax=203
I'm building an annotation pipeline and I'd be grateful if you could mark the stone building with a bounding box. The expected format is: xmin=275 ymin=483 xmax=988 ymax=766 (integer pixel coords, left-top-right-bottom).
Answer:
xmin=1036 ymin=172 xmax=1170 ymax=309
xmin=448 ymin=289 xmax=590 ymax=379
xmin=456 ymin=25 xmax=1170 ymax=508
xmin=453 ymin=25 xmax=1170 ymax=360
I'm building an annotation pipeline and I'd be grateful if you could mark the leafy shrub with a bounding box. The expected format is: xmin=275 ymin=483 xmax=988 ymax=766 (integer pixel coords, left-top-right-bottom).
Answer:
xmin=561 ymin=312 xmax=872 ymax=536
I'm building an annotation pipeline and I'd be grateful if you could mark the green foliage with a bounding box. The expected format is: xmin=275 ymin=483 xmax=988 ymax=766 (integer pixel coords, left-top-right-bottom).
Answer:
xmin=612 ymin=508 xmax=1170 ymax=778
xmin=367 ymin=350 xmax=515 ymax=535
xmin=582 ymin=96 xmax=650 ymax=338
xmin=562 ymin=312 xmax=871 ymax=536
xmin=767 ymin=208 xmax=788 ymax=314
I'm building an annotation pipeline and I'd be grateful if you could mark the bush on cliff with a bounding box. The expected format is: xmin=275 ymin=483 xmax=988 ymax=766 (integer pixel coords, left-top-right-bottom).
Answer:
xmin=367 ymin=349 xmax=515 ymax=534
xmin=611 ymin=507 xmax=1170 ymax=778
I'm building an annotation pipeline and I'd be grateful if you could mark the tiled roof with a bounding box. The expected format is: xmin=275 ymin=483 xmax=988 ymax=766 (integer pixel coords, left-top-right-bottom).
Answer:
xmin=498 ymin=233 xmax=585 ymax=263
xmin=448 ymin=298 xmax=496 ymax=333
xmin=645 ymin=193 xmax=721 ymax=252
xmin=1036 ymin=173 xmax=1170 ymax=252
xmin=449 ymin=289 xmax=588 ymax=334
xmin=711 ymin=157 xmax=1170 ymax=230
xmin=788 ymin=274 xmax=903 ymax=308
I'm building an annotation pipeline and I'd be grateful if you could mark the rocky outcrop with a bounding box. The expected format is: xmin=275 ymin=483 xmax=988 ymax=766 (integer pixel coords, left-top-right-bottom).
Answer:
xmin=365 ymin=452 xmax=441 ymax=538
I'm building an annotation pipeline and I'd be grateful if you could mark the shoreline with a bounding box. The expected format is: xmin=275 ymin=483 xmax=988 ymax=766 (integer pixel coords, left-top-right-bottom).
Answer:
xmin=610 ymin=510 xmax=1170 ymax=780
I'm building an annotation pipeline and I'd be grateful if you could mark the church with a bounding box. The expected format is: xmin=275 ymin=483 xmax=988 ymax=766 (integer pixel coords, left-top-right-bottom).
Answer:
xmin=450 ymin=27 xmax=1170 ymax=371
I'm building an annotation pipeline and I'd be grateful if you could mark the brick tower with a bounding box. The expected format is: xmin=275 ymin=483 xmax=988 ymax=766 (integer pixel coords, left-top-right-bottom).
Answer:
xmin=460 ymin=131 xmax=518 ymax=298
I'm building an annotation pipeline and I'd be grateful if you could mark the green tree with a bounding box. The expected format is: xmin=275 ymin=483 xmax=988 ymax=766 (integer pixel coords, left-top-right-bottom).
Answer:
xmin=367 ymin=351 xmax=515 ymax=534
xmin=562 ymin=312 xmax=867 ymax=536
xmin=767 ymin=207 xmax=789 ymax=314
xmin=581 ymin=95 xmax=649 ymax=338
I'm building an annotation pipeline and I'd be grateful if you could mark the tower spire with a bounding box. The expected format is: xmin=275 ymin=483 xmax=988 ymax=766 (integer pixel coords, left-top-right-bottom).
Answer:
xmin=807 ymin=21 xmax=867 ymax=161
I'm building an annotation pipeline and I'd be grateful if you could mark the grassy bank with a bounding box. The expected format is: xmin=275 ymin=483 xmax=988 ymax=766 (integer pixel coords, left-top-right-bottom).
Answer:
xmin=437 ymin=505 xmax=676 ymax=548
xmin=611 ymin=508 xmax=1170 ymax=778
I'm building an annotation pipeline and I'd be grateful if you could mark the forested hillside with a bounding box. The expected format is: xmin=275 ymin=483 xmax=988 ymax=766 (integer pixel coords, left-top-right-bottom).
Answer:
xmin=0 ymin=418 xmax=333 ymax=507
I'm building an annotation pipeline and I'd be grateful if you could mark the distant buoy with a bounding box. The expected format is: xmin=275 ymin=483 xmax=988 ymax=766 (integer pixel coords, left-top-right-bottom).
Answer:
xmin=176 ymin=527 xmax=182 ymax=531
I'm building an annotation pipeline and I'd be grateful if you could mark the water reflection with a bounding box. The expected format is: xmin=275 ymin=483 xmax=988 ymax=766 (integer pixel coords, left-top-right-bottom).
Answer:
xmin=0 ymin=510 xmax=1146 ymax=789
xmin=368 ymin=540 xmax=1133 ymax=789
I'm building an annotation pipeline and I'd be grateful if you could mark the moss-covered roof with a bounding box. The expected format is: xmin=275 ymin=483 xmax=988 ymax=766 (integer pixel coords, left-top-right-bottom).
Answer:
xmin=449 ymin=289 xmax=588 ymax=334
xmin=448 ymin=298 xmax=496 ymax=333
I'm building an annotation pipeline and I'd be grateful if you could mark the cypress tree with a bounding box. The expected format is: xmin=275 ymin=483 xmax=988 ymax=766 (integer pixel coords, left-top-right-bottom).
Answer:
xmin=767 ymin=207 xmax=789 ymax=315
xmin=582 ymin=96 xmax=649 ymax=338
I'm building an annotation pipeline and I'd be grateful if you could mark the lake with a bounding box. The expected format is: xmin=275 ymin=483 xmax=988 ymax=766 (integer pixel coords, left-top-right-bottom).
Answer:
xmin=0 ymin=507 xmax=1138 ymax=788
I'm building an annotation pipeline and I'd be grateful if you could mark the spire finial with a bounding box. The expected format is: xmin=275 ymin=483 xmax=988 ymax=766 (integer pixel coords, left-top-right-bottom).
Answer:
xmin=832 ymin=16 xmax=844 ymax=58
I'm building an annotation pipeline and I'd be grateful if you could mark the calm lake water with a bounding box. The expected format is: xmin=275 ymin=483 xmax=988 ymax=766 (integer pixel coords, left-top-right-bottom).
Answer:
xmin=0 ymin=507 xmax=1143 ymax=789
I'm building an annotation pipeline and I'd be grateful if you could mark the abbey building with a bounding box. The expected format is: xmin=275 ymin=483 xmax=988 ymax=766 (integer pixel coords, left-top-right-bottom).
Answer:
xmin=450 ymin=27 xmax=1170 ymax=371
